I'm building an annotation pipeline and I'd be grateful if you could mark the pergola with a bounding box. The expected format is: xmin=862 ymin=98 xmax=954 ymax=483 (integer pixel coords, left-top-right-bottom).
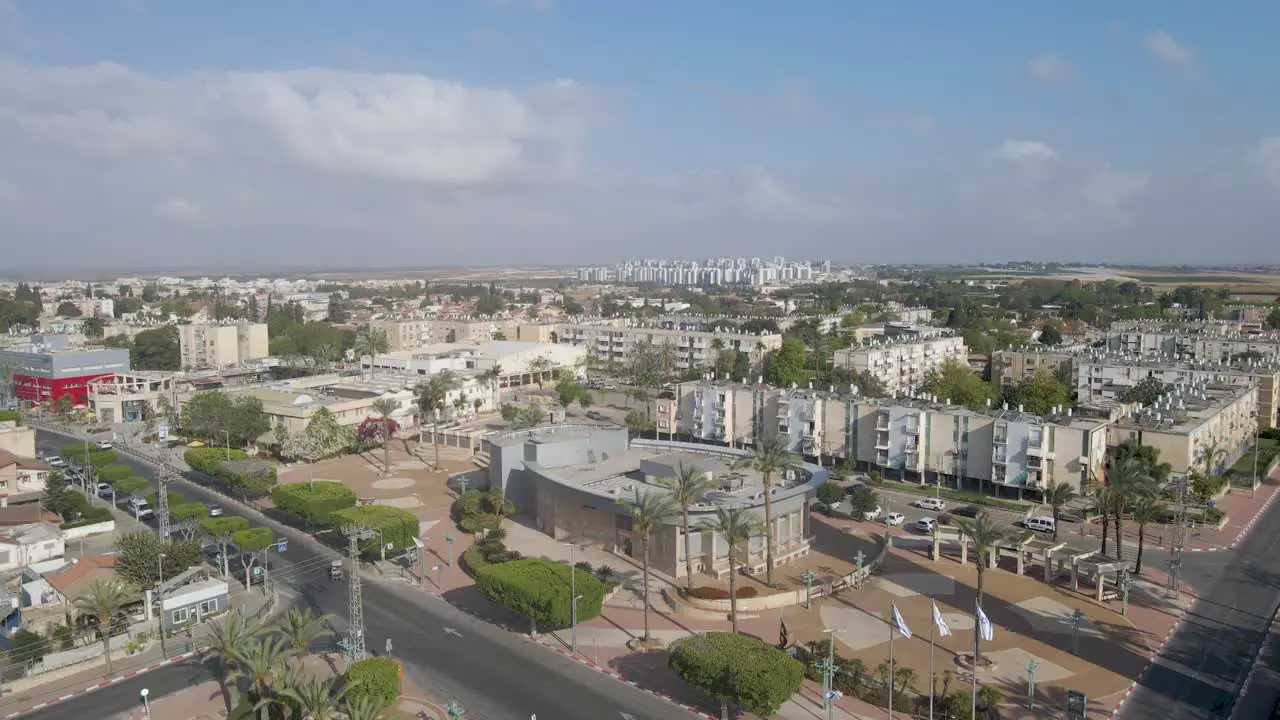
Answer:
xmin=930 ymin=526 xmax=972 ymax=564
xmin=1076 ymin=555 xmax=1135 ymax=602
xmin=1047 ymin=545 xmax=1096 ymax=591
xmin=987 ymin=533 xmax=1039 ymax=575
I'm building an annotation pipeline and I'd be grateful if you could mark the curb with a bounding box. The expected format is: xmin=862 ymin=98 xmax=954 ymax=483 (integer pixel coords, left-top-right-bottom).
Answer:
xmin=1227 ymin=611 xmax=1280 ymax=720
xmin=535 ymin=639 xmax=717 ymax=720
xmin=1 ymin=647 xmax=208 ymax=719
xmin=1108 ymin=604 xmax=1193 ymax=718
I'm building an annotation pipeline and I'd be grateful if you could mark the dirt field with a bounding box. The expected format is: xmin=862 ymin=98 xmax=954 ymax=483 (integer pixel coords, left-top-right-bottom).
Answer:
xmin=1115 ymin=268 xmax=1280 ymax=294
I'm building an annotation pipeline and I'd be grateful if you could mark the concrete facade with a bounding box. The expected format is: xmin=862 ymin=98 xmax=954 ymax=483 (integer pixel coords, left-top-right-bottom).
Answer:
xmin=86 ymin=371 xmax=178 ymax=424
xmin=554 ymin=322 xmax=781 ymax=373
xmin=485 ymin=424 xmax=826 ymax=580
xmin=0 ymin=337 xmax=131 ymax=405
xmin=361 ymin=340 xmax=585 ymax=388
xmin=1106 ymin=327 xmax=1280 ymax=362
xmin=991 ymin=348 xmax=1077 ymax=390
xmin=178 ymin=323 xmax=269 ymax=370
xmin=832 ymin=332 xmax=967 ymax=395
xmin=372 ymin=319 xmax=552 ymax=352
xmin=1107 ymin=382 xmax=1259 ymax=478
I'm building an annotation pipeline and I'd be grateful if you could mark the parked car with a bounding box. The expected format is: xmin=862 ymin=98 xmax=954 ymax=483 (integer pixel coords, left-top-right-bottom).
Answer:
xmin=585 ymin=410 xmax=605 ymax=420
xmin=915 ymin=497 xmax=946 ymax=512
xmin=914 ymin=517 xmax=937 ymax=534
xmin=884 ymin=512 xmax=906 ymax=526
xmin=863 ymin=506 xmax=882 ymax=521
xmin=952 ymin=505 xmax=982 ymax=519
xmin=207 ymin=504 xmax=224 ymax=517
xmin=96 ymin=483 xmax=113 ymax=498
xmin=1023 ymin=516 xmax=1056 ymax=534
xmin=45 ymin=455 xmax=65 ymax=468
xmin=96 ymin=440 xmax=113 ymax=450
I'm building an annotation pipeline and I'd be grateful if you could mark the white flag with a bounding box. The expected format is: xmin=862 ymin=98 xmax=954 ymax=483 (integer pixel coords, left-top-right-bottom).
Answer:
xmin=891 ymin=603 xmax=912 ymax=639
xmin=931 ymin=602 xmax=952 ymax=638
xmin=977 ymin=604 xmax=994 ymax=642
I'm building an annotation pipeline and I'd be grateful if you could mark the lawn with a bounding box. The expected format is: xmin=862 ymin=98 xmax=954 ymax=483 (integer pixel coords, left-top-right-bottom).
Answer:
xmin=1232 ymin=438 xmax=1279 ymax=475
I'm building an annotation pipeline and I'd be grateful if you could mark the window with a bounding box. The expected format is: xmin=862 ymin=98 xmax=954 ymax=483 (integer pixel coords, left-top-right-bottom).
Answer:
xmin=172 ymin=608 xmax=190 ymax=624
xmin=199 ymin=599 xmax=218 ymax=615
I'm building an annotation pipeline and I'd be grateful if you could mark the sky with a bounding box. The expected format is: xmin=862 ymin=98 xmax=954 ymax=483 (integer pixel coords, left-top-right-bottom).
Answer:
xmin=1 ymin=0 xmax=1280 ymax=271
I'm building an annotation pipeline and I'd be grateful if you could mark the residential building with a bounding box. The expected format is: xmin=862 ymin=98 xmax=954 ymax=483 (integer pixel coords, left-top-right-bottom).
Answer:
xmin=1107 ymin=382 xmax=1259 ymax=478
xmin=0 ymin=449 xmax=51 ymax=502
xmin=177 ymin=322 xmax=269 ymax=370
xmin=372 ymin=319 xmax=550 ymax=352
xmin=1105 ymin=327 xmax=1280 ymax=362
xmin=42 ymin=554 xmax=118 ymax=605
xmin=486 ymin=424 xmax=826 ymax=581
xmin=1075 ymin=353 xmax=1280 ymax=429
xmin=991 ymin=348 xmax=1078 ymax=390
xmin=0 ymin=335 xmax=131 ymax=405
xmin=554 ymin=322 xmax=781 ymax=372
xmin=657 ymin=381 xmax=770 ymax=446
xmin=832 ymin=331 xmax=967 ymax=395
xmin=361 ymin=341 xmax=585 ymax=389
xmin=0 ymin=522 xmax=65 ymax=572
xmin=0 ymin=420 xmax=36 ymax=457
xmin=86 ymin=371 xmax=179 ymax=424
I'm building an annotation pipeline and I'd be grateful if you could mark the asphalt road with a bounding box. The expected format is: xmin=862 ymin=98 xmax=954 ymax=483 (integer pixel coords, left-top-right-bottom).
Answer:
xmin=28 ymin=429 xmax=703 ymax=720
xmin=1119 ymin=493 xmax=1280 ymax=720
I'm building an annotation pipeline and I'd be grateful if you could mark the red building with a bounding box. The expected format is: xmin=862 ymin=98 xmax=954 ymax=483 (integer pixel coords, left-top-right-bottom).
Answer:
xmin=0 ymin=340 xmax=131 ymax=407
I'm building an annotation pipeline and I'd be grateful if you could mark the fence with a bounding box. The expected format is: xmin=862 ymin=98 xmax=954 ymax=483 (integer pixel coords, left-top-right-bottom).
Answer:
xmin=60 ymin=520 xmax=115 ymax=540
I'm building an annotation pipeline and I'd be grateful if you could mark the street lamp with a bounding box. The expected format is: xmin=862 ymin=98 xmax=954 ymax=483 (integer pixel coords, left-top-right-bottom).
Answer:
xmin=571 ymin=594 xmax=584 ymax=653
xmin=1118 ymin=569 xmax=1133 ymax=617
xmin=1026 ymin=659 xmax=1040 ymax=710
xmin=800 ymin=569 xmax=818 ymax=609
xmin=221 ymin=430 xmax=231 ymax=461
xmin=562 ymin=542 xmax=579 ymax=651
xmin=854 ymin=550 xmax=865 ymax=573
xmin=1070 ymin=609 xmax=1085 ymax=655
xmin=140 ymin=688 xmax=151 ymax=719
xmin=818 ymin=627 xmax=846 ymax=719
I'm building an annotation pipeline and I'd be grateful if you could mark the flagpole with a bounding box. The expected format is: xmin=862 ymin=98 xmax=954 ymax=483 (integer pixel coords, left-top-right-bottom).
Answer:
xmin=929 ymin=602 xmax=935 ymax=720
xmin=888 ymin=607 xmax=895 ymax=720
xmin=971 ymin=600 xmax=980 ymax=720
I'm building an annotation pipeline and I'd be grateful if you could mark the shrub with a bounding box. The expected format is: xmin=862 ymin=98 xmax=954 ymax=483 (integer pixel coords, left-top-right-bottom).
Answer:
xmin=816 ymin=482 xmax=845 ymax=507
xmin=846 ymin=485 xmax=879 ymax=516
xmin=185 ymin=447 xmax=249 ymax=474
xmin=96 ymin=464 xmax=133 ymax=484
xmin=271 ymin=481 xmax=357 ymax=527
xmin=0 ymin=409 xmax=20 ymax=424
xmin=59 ymin=506 xmax=113 ymax=529
xmin=574 ymin=560 xmax=594 ymax=573
xmin=475 ymin=557 xmax=604 ymax=628
xmin=459 ymin=513 xmax=501 ymax=534
xmin=686 ymin=586 xmax=759 ymax=600
xmin=668 ymin=632 xmax=803 ymax=717
xmin=331 ymin=505 xmax=420 ymax=557
xmin=344 ymin=656 xmax=401 ymax=710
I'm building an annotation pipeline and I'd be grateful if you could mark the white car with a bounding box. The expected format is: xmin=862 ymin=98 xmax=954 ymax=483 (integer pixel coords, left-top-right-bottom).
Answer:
xmin=916 ymin=497 xmax=946 ymax=511
xmin=45 ymin=455 xmax=66 ymax=468
xmin=884 ymin=512 xmax=906 ymax=526
xmin=914 ymin=517 xmax=937 ymax=534
xmin=863 ymin=506 xmax=882 ymax=522
xmin=96 ymin=440 xmax=113 ymax=450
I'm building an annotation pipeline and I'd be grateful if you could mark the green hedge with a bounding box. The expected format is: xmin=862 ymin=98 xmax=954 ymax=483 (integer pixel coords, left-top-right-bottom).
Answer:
xmin=475 ymin=557 xmax=603 ymax=628
xmin=96 ymin=464 xmax=133 ymax=483
xmin=0 ymin=409 xmax=20 ymax=423
xmin=344 ymin=657 xmax=401 ymax=710
xmin=184 ymin=448 xmax=277 ymax=496
xmin=271 ymin=481 xmax=356 ymax=527
xmin=330 ymin=505 xmax=420 ymax=556
xmin=185 ymin=447 xmax=249 ymax=474
xmin=668 ymin=632 xmax=803 ymax=717
xmin=59 ymin=506 xmax=113 ymax=529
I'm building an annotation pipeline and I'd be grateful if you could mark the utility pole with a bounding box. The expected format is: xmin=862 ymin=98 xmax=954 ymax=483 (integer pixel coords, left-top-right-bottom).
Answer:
xmin=342 ymin=523 xmax=368 ymax=662
xmin=157 ymin=469 xmax=171 ymax=541
xmin=1166 ymin=476 xmax=1188 ymax=599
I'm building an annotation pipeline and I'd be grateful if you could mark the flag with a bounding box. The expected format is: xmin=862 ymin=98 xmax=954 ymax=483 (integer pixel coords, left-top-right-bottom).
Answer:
xmin=931 ymin=602 xmax=952 ymax=638
xmin=977 ymin=604 xmax=994 ymax=642
xmin=891 ymin=603 xmax=912 ymax=639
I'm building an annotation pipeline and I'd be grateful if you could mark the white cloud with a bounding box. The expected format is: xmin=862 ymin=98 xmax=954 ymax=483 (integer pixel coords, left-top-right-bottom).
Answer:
xmin=152 ymin=197 xmax=203 ymax=222
xmin=1145 ymin=30 xmax=1196 ymax=69
xmin=1027 ymin=55 xmax=1075 ymax=85
xmin=990 ymin=139 xmax=1060 ymax=163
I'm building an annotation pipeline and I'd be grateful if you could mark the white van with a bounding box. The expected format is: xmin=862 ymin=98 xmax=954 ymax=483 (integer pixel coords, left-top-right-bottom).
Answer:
xmin=128 ymin=497 xmax=155 ymax=520
xmin=1024 ymin=516 xmax=1055 ymax=534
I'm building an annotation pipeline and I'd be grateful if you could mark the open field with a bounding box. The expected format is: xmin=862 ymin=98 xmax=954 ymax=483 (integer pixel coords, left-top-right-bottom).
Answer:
xmin=1115 ymin=268 xmax=1280 ymax=294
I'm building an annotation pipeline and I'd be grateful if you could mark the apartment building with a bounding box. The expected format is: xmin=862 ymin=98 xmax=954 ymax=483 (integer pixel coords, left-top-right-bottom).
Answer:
xmin=555 ymin=323 xmax=782 ymax=372
xmin=177 ymin=323 xmax=269 ymax=370
xmin=361 ymin=341 xmax=586 ymax=389
xmin=658 ymin=382 xmax=1110 ymax=497
xmin=1107 ymin=382 xmax=1258 ymax=478
xmin=1075 ymin=353 xmax=1280 ymax=429
xmin=991 ymin=348 xmax=1077 ymax=389
xmin=832 ymin=330 xmax=967 ymax=394
xmin=1106 ymin=328 xmax=1280 ymax=362
xmin=372 ymin=319 xmax=550 ymax=352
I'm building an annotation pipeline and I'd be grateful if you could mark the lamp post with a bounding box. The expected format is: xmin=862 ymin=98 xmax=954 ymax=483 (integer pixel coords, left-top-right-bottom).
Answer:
xmin=800 ymin=569 xmax=818 ymax=609
xmin=444 ymin=700 xmax=466 ymax=719
xmin=139 ymin=688 xmax=151 ymax=719
xmin=818 ymin=627 xmax=845 ymax=719
xmin=563 ymin=542 xmax=579 ymax=651
xmin=854 ymin=550 xmax=865 ymax=573
xmin=1026 ymin=659 xmax=1040 ymax=710
xmin=1070 ymin=609 xmax=1084 ymax=655
xmin=445 ymin=533 xmax=455 ymax=568
xmin=572 ymin=594 xmax=584 ymax=653
xmin=156 ymin=553 xmax=167 ymax=657
xmin=1119 ymin=569 xmax=1132 ymax=617
xmin=221 ymin=430 xmax=231 ymax=461
xmin=1252 ymin=411 xmax=1260 ymax=498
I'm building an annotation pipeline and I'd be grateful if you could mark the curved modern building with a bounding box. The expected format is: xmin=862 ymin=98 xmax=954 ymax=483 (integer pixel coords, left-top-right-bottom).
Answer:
xmin=484 ymin=423 xmax=827 ymax=582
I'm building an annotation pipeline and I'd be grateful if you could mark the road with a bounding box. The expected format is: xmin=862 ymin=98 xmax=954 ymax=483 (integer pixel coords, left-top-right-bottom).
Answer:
xmin=26 ymin=428 xmax=703 ymax=720
xmin=1118 ymin=491 xmax=1280 ymax=720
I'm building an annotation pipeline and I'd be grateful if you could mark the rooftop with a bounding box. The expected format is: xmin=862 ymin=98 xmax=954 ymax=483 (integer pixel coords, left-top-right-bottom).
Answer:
xmin=0 ymin=521 xmax=62 ymax=545
xmin=44 ymin=554 xmax=117 ymax=599
xmin=1112 ymin=382 xmax=1255 ymax=434
xmin=1076 ymin=350 xmax=1280 ymax=375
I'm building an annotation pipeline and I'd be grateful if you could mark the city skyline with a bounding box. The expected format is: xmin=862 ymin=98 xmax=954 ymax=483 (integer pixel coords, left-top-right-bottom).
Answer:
xmin=2 ymin=2 xmax=1280 ymax=268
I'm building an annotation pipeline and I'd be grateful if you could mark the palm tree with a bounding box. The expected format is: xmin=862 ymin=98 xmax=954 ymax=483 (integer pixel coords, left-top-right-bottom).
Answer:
xmin=1108 ymin=457 xmax=1156 ymax=561
xmin=1130 ymin=494 xmax=1161 ymax=574
xmin=353 ymin=324 xmax=388 ymax=378
xmin=72 ymin=579 xmax=134 ymax=676
xmin=370 ymin=397 xmax=399 ymax=477
xmin=1091 ymin=484 xmax=1115 ymax=557
xmin=276 ymin=671 xmax=347 ymax=720
xmin=746 ymin=438 xmax=796 ymax=587
xmin=279 ymin=607 xmax=330 ymax=662
xmin=204 ymin=609 xmax=263 ymax=711
xmin=951 ymin=512 xmax=1014 ymax=663
xmin=658 ymin=462 xmax=717 ymax=592
xmin=344 ymin=694 xmax=385 ymax=720
xmin=479 ymin=364 xmax=503 ymax=409
xmin=1042 ymin=481 xmax=1079 ymax=541
xmin=415 ymin=370 xmax=459 ymax=470
xmin=698 ymin=507 xmax=764 ymax=634
xmin=232 ymin=635 xmax=289 ymax=703
xmin=625 ymin=489 xmax=677 ymax=643
xmin=1197 ymin=440 xmax=1228 ymax=480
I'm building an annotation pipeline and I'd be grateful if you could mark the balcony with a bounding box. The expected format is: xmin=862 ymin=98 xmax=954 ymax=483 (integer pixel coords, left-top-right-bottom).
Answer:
xmin=993 ymin=432 xmax=1008 ymax=445
xmin=876 ymin=414 xmax=890 ymax=431
xmin=874 ymin=433 xmax=890 ymax=450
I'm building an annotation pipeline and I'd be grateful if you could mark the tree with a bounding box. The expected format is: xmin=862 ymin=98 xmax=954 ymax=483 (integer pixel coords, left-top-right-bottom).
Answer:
xmin=816 ymin=482 xmax=845 ymax=507
xmin=1267 ymin=307 xmax=1280 ymax=331
xmin=114 ymin=532 xmax=204 ymax=587
xmin=528 ymin=356 xmax=553 ymax=388
xmin=512 ymin=403 xmax=546 ymax=430
xmin=478 ymin=364 xmax=503 ymax=410
xmin=344 ymin=656 xmax=401 ymax=710
xmin=763 ymin=338 xmax=809 ymax=388
xmin=499 ymin=403 xmax=519 ymax=423
xmin=626 ymin=489 xmax=677 ymax=643
xmin=279 ymin=607 xmax=330 ymax=662
xmin=81 ymin=316 xmax=106 ymax=338
xmin=475 ymin=557 xmax=604 ymax=633
xmin=271 ymin=481 xmax=357 ymax=528
xmin=180 ymin=391 xmax=270 ymax=447
xmin=281 ymin=408 xmax=358 ymax=462
xmin=55 ymin=301 xmax=81 ymax=318
xmin=204 ymin=609 xmax=262 ymax=712
xmin=1106 ymin=457 xmax=1156 ymax=561
xmin=370 ymin=398 xmax=400 ymax=476
xmin=203 ymin=516 xmax=251 ymax=577
xmin=657 ymin=465 xmax=716 ymax=597
xmin=278 ymin=672 xmax=346 ymax=720
xmin=1038 ymin=324 xmax=1063 ymax=345
xmin=10 ymin=628 xmax=50 ymax=664
xmin=1117 ymin=376 xmax=1166 ymax=407
xmin=352 ymin=324 xmax=388 ymax=370
xmin=921 ymin=360 xmax=993 ymax=409
xmin=846 ymin=484 xmax=879 ymax=516
xmin=1130 ymin=494 xmax=1160 ymax=574
xmin=951 ymin=512 xmax=1014 ymax=662
xmin=624 ymin=409 xmax=653 ymax=438
xmin=1196 ymin=441 xmax=1228 ymax=480
xmin=331 ymin=505 xmax=421 ymax=557
xmin=668 ymin=632 xmax=804 ymax=718
xmin=130 ymin=325 xmax=180 ymax=370
xmin=698 ymin=507 xmax=763 ymax=634
xmin=555 ymin=379 xmax=592 ymax=410
xmin=1042 ymin=481 xmax=1078 ymax=541
xmin=232 ymin=635 xmax=289 ymax=702
xmin=42 ymin=470 xmax=82 ymax=522
xmin=745 ymin=438 xmax=795 ymax=587
xmin=1005 ymin=370 xmax=1071 ymax=415
xmin=415 ymin=371 xmax=459 ymax=469
xmin=72 ymin=579 xmax=134 ymax=675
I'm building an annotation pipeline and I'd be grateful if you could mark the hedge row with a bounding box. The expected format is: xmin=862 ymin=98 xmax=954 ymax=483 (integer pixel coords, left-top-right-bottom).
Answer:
xmin=686 ymin=585 xmax=759 ymax=600
xmin=475 ymin=557 xmax=603 ymax=628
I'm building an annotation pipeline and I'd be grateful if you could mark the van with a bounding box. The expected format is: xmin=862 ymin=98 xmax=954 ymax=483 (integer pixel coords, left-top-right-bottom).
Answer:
xmin=129 ymin=497 xmax=154 ymax=520
xmin=1024 ymin=516 xmax=1055 ymax=534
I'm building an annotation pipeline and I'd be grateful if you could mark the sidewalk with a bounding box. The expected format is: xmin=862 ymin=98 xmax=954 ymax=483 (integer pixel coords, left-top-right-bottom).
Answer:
xmin=0 ymin=589 xmax=277 ymax=717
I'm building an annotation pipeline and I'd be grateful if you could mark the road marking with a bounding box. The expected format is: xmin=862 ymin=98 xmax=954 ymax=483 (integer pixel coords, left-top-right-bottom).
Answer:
xmin=620 ymin=713 xmax=637 ymax=719
xmin=444 ymin=627 xmax=463 ymax=638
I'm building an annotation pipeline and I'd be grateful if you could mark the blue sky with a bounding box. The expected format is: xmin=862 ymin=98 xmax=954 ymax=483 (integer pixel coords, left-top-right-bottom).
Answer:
xmin=1 ymin=0 xmax=1279 ymax=270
